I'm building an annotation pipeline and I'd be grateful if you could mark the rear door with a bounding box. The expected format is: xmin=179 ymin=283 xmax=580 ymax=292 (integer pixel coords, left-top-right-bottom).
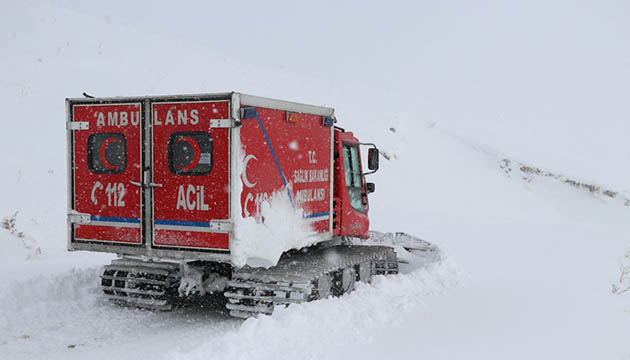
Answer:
xmin=150 ymin=100 xmax=230 ymax=251
xmin=70 ymin=102 xmax=144 ymax=245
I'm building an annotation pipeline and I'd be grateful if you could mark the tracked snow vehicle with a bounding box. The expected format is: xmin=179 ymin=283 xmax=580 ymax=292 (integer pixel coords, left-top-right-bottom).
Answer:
xmin=66 ymin=92 xmax=438 ymax=317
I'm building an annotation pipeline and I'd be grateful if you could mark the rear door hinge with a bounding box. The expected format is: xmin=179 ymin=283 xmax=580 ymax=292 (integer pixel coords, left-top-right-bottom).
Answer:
xmin=210 ymin=119 xmax=236 ymax=128
xmin=68 ymin=211 xmax=91 ymax=224
xmin=67 ymin=121 xmax=89 ymax=130
xmin=209 ymin=220 xmax=233 ymax=232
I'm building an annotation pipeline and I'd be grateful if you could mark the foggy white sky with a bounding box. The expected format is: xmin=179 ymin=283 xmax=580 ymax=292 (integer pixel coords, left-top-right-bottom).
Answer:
xmin=9 ymin=0 xmax=630 ymax=184
xmin=50 ymin=0 xmax=629 ymax=123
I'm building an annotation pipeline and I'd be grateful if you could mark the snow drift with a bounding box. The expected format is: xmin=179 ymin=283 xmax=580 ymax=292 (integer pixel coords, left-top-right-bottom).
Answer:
xmin=232 ymin=190 xmax=322 ymax=268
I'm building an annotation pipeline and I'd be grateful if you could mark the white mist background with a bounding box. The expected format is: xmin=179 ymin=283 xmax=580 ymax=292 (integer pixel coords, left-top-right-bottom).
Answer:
xmin=1 ymin=1 xmax=629 ymax=359
xmin=50 ymin=0 xmax=630 ymax=186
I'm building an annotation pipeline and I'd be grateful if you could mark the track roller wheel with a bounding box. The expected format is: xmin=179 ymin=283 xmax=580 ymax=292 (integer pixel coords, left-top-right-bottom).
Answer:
xmin=315 ymin=273 xmax=332 ymax=299
xmin=356 ymin=261 xmax=372 ymax=283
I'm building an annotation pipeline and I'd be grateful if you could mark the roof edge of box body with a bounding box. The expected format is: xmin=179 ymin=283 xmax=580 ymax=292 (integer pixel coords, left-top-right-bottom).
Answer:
xmin=66 ymin=92 xmax=335 ymax=117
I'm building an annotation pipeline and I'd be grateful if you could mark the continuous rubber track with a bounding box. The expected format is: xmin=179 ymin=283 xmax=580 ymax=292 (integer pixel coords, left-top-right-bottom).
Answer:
xmin=99 ymin=245 xmax=401 ymax=318
xmin=100 ymin=258 xmax=181 ymax=310
xmin=224 ymin=245 xmax=399 ymax=318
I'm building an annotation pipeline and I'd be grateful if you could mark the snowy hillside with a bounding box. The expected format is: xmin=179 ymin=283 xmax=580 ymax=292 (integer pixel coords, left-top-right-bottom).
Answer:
xmin=1 ymin=1 xmax=629 ymax=359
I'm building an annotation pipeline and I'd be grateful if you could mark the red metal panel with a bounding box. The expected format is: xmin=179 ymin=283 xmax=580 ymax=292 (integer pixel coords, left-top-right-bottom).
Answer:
xmin=151 ymin=100 xmax=230 ymax=250
xmin=72 ymin=103 xmax=143 ymax=244
xmin=333 ymin=130 xmax=370 ymax=239
xmin=239 ymin=107 xmax=332 ymax=233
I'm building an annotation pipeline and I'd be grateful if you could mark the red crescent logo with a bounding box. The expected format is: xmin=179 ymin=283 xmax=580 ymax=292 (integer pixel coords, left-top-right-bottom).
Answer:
xmin=176 ymin=136 xmax=201 ymax=171
xmin=99 ymin=137 xmax=122 ymax=170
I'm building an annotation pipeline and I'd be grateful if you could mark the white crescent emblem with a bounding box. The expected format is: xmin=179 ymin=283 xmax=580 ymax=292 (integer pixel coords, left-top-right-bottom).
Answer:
xmin=242 ymin=154 xmax=257 ymax=188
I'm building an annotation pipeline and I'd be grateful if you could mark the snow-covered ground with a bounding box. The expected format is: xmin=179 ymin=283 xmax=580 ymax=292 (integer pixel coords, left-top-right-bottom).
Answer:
xmin=1 ymin=1 xmax=629 ymax=359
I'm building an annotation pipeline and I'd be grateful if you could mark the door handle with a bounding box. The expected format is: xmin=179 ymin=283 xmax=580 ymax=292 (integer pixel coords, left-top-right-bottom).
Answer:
xmin=130 ymin=180 xmax=161 ymax=188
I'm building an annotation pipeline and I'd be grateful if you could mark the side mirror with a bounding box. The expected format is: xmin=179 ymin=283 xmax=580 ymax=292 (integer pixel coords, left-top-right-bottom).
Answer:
xmin=366 ymin=182 xmax=375 ymax=194
xmin=367 ymin=148 xmax=379 ymax=171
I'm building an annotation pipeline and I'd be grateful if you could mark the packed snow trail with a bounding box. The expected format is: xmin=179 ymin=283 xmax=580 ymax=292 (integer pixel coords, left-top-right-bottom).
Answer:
xmin=0 ymin=257 xmax=459 ymax=360
xmin=333 ymin=221 xmax=630 ymax=360
xmin=0 ymin=267 xmax=239 ymax=359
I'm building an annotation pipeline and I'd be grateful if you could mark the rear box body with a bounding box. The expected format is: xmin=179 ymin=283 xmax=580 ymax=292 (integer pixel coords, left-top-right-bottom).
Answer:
xmin=67 ymin=93 xmax=334 ymax=263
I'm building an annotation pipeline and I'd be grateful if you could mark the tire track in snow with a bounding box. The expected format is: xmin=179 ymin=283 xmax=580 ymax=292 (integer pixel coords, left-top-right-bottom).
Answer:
xmin=171 ymin=258 xmax=462 ymax=360
xmin=0 ymin=267 xmax=238 ymax=359
xmin=0 ymin=254 xmax=460 ymax=360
